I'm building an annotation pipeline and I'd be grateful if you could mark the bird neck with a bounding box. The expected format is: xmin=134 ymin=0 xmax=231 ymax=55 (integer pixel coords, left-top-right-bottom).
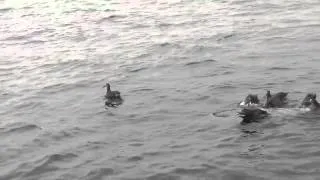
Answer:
xmin=107 ymin=86 xmax=111 ymax=92
xmin=266 ymin=92 xmax=271 ymax=98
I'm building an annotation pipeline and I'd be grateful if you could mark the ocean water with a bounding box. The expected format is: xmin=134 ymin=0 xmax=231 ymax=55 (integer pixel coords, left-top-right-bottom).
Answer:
xmin=1 ymin=0 xmax=320 ymax=179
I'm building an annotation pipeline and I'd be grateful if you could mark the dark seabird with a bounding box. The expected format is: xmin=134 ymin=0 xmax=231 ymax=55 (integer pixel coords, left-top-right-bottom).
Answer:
xmin=300 ymin=93 xmax=316 ymax=108
xmin=103 ymin=83 xmax=122 ymax=100
xmin=265 ymin=90 xmax=288 ymax=108
xmin=301 ymin=93 xmax=320 ymax=111
xmin=244 ymin=94 xmax=260 ymax=105
xmin=238 ymin=107 xmax=269 ymax=124
xmin=309 ymin=98 xmax=320 ymax=111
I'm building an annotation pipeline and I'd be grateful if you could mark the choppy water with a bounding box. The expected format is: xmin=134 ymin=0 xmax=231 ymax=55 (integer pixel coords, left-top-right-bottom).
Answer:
xmin=1 ymin=0 xmax=320 ymax=179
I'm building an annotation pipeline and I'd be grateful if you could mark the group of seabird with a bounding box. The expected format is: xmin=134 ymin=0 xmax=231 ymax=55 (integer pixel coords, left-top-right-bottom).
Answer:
xmin=102 ymin=83 xmax=319 ymax=123
xmin=239 ymin=91 xmax=320 ymax=124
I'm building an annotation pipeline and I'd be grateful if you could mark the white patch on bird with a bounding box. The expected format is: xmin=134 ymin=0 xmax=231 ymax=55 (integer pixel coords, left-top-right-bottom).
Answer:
xmin=240 ymin=101 xmax=246 ymax=106
xmin=239 ymin=101 xmax=259 ymax=108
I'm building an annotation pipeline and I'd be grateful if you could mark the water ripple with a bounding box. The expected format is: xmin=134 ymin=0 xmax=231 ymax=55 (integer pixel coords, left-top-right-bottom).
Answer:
xmin=0 ymin=122 xmax=40 ymax=135
xmin=1 ymin=0 xmax=320 ymax=180
xmin=83 ymin=167 xmax=115 ymax=180
xmin=23 ymin=153 xmax=78 ymax=178
xmin=0 ymin=8 xmax=13 ymax=13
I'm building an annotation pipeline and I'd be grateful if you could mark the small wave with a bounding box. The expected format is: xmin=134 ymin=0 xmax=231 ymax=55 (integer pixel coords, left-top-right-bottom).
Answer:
xmin=40 ymin=82 xmax=89 ymax=95
xmin=129 ymin=142 xmax=144 ymax=147
xmin=127 ymin=155 xmax=143 ymax=162
xmin=168 ymin=144 xmax=189 ymax=149
xmin=0 ymin=8 xmax=13 ymax=13
xmin=212 ymin=109 xmax=234 ymax=118
xmin=96 ymin=17 xmax=110 ymax=24
xmin=22 ymin=6 xmax=33 ymax=10
xmin=262 ymin=82 xmax=277 ymax=86
xmin=22 ymin=40 xmax=46 ymax=45
xmin=21 ymin=13 xmax=39 ymax=17
xmin=8 ymin=124 xmax=40 ymax=133
xmin=84 ymin=168 xmax=115 ymax=180
xmin=2 ymin=35 xmax=28 ymax=41
xmin=305 ymin=150 xmax=320 ymax=157
xmin=83 ymin=141 xmax=108 ymax=150
xmin=1 ymin=123 xmax=40 ymax=134
xmin=2 ymin=30 xmax=48 ymax=41
xmin=248 ymin=144 xmax=264 ymax=152
xmin=213 ymin=84 xmax=236 ymax=90
xmin=133 ymin=23 xmax=150 ymax=29
xmin=146 ymin=173 xmax=180 ymax=180
xmin=195 ymin=95 xmax=210 ymax=101
xmin=158 ymin=23 xmax=173 ymax=27
xmin=130 ymin=88 xmax=154 ymax=93
xmin=185 ymin=59 xmax=216 ymax=66
xmin=159 ymin=42 xmax=170 ymax=47
xmin=221 ymin=71 xmax=234 ymax=75
xmin=0 ymin=71 xmax=14 ymax=77
xmin=104 ymin=8 xmax=115 ymax=12
xmin=108 ymin=15 xmax=126 ymax=19
xmin=96 ymin=15 xmax=126 ymax=24
xmin=47 ymin=153 xmax=77 ymax=162
xmin=42 ymin=83 xmax=65 ymax=91
xmin=41 ymin=131 xmax=73 ymax=142
xmin=14 ymin=101 xmax=45 ymax=110
xmin=294 ymin=161 xmax=320 ymax=172
xmin=217 ymin=34 xmax=235 ymax=41
xmin=268 ymin=67 xmax=292 ymax=70
xmin=36 ymin=127 xmax=91 ymax=143
xmin=223 ymin=34 xmax=234 ymax=39
xmin=275 ymin=132 xmax=304 ymax=139
xmin=172 ymin=167 xmax=208 ymax=175
xmin=24 ymin=153 xmax=77 ymax=178
xmin=195 ymin=124 xmax=219 ymax=133
xmin=129 ymin=67 xmax=148 ymax=73
xmin=216 ymin=143 xmax=238 ymax=148
xmin=142 ymin=151 xmax=161 ymax=156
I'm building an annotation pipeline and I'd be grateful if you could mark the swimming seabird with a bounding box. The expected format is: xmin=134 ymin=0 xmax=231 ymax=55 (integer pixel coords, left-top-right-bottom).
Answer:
xmin=300 ymin=93 xmax=316 ymax=108
xmin=103 ymin=83 xmax=122 ymax=100
xmin=241 ymin=94 xmax=260 ymax=106
xmin=302 ymin=93 xmax=320 ymax=111
xmin=265 ymin=90 xmax=288 ymax=108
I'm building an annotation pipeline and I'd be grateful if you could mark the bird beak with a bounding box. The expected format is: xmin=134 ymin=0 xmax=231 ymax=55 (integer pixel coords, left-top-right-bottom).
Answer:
xmin=102 ymin=85 xmax=106 ymax=88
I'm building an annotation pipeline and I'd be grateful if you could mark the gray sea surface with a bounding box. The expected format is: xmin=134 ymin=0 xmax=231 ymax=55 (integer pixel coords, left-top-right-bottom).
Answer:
xmin=1 ymin=0 xmax=320 ymax=179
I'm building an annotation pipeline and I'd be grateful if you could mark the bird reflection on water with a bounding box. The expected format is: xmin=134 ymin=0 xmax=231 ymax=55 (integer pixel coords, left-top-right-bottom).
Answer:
xmin=104 ymin=98 xmax=123 ymax=108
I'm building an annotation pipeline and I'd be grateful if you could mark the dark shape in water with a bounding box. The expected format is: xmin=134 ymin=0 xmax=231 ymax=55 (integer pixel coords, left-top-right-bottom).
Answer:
xmin=265 ymin=90 xmax=288 ymax=108
xmin=105 ymin=98 xmax=123 ymax=108
xmin=238 ymin=107 xmax=269 ymax=124
xmin=300 ymin=93 xmax=316 ymax=108
xmin=309 ymin=98 xmax=320 ymax=111
xmin=301 ymin=93 xmax=320 ymax=111
xmin=103 ymin=83 xmax=122 ymax=100
xmin=244 ymin=94 xmax=260 ymax=105
xmin=241 ymin=129 xmax=259 ymax=134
